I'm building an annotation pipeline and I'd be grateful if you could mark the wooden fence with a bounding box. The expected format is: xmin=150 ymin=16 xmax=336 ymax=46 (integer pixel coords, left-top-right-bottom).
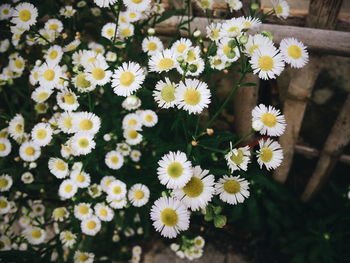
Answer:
xmin=156 ymin=0 xmax=350 ymax=201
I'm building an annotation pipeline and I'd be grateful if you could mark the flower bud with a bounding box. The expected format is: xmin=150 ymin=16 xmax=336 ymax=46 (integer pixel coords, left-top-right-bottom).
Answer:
xmin=252 ymin=120 xmax=263 ymax=131
xmin=193 ymin=30 xmax=201 ymax=37
xmin=239 ymin=35 xmax=248 ymax=44
xmin=148 ymin=28 xmax=155 ymax=35
xmin=261 ymin=30 xmax=273 ymax=41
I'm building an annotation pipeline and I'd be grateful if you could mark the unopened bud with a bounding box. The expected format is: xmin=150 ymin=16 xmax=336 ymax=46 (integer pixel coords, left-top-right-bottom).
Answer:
xmin=147 ymin=28 xmax=155 ymax=35
xmin=191 ymin=141 xmax=198 ymax=146
xmin=251 ymin=3 xmax=260 ymax=10
xmin=193 ymin=30 xmax=201 ymax=37
xmin=261 ymin=30 xmax=273 ymax=41
xmin=252 ymin=120 xmax=263 ymax=131
xmin=206 ymin=128 xmax=214 ymax=135
xmin=239 ymin=35 xmax=248 ymax=44
xmin=188 ymin=64 xmax=197 ymax=73
xmin=228 ymin=39 xmax=236 ymax=48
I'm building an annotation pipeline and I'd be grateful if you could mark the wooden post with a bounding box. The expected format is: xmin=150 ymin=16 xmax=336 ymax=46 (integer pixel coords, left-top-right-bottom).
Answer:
xmin=301 ymin=94 xmax=350 ymax=201
xmin=272 ymin=0 xmax=343 ymax=184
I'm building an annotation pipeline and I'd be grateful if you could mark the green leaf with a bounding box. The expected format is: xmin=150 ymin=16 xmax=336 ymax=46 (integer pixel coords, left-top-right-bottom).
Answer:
xmin=156 ymin=9 xmax=184 ymax=24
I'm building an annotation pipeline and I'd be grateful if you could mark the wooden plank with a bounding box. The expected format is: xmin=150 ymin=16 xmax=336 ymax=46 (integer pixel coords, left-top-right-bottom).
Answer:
xmin=306 ymin=0 xmax=343 ymax=29
xmin=155 ymin=16 xmax=350 ymax=56
xmin=272 ymin=55 xmax=322 ymax=183
xmin=294 ymin=144 xmax=350 ymax=164
xmin=301 ymin=94 xmax=350 ymax=201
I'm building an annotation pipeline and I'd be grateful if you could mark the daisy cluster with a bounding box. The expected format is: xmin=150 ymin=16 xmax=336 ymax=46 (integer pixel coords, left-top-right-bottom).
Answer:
xmin=0 ymin=0 xmax=306 ymax=261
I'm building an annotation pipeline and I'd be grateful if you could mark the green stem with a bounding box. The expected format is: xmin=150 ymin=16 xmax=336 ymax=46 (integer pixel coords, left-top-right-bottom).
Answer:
xmin=231 ymin=130 xmax=255 ymax=149
xmin=198 ymin=144 xmax=227 ymax=154
xmin=112 ymin=1 xmax=123 ymax=47
xmin=187 ymin=0 xmax=191 ymax=34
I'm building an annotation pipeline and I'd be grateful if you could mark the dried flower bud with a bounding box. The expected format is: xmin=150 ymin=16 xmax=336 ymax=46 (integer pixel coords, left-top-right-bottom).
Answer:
xmin=206 ymin=128 xmax=214 ymax=135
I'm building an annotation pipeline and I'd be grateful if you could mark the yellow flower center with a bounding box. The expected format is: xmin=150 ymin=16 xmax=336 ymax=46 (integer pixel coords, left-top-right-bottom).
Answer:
xmin=63 ymin=117 xmax=73 ymax=129
xmin=3 ymin=9 xmax=9 ymax=15
xmin=31 ymin=229 xmax=42 ymax=239
xmin=120 ymin=72 xmax=135 ymax=86
xmin=129 ymin=12 xmax=137 ymax=18
xmin=288 ymin=45 xmax=302 ymax=59
xmin=49 ymin=24 xmax=58 ymax=30
xmin=36 ymin=129 xmax=47 ymax=140
xmin=128 ymin=119 xmax=137 ymax=126
xmin=86 ymin=221 xmax=96 ymax=230
xmin=261 ymin=113 xmax=277 ymax=127
xmin=147 ymin=42 xmax=157 ymax=51
xmin=200 ymin=0 xmax=210 ymax=8
xmin=76 ymin=73 xmax=91 ymax=89
xmin=43 ymin=69 xmax=55 ymax=81
xmin=92 ymin=68 xmax=105 ymax=80
xmin=134 ymin=190 xmax=144 ymax=200
xmin=121 ymin=28 xmax=131 ymax=37
xmin=161 ymin=85 xmax=176 ymax=102
xmin=128 ymin=130 xmax=138 ymax=139
xmin=106 ymin=28 xmax=115 ymax=37
xmin=223 ymin=179 xmax=241 ymax=194
xmin=63 ymin=94 xmax=75 ymax=104
xmin=228 ymin=26 xmax=239 ymax=33
xmin=223 ymin=45 xmax=231 ymax=55
xmin=25 ymin=146 xmax=35 ymax=156
xmin=38 ymin=92 xmax=49 ymax=101
xmin=49 ymin=50 xmax=58 ymax=60
xmin=177 ymin=44 xmax=186 ymax=53
xmin=14 ymin=59 xmax=23 ymax=69
xmin=186 ymin=50 xmax=196 ymax=62
xmin=64 ymin=184 xmax=73 ymax=193
xmin=0 ymin=178 xmax=8 ymax=188
xmin=19 ymin=9 xmax=31 ymax=22
xmin=213 ymin=59 xmax=222 ymax=66
xmin=79 ymin=206 xmax=89 ymax=214
xmin=110 ymin=156 xmax=119 ymax=164
xmin=183 ymin=176 xmax=204 ymax=197
xmin=258 ymin=56 xmax=274 ymax=71
xmin=79 ymin=120 xmax=93 ymax=131
xmin=113 ymin=186 xmax=121 ymax=195
xmin=158 ymin=58 xmax=174 ymax=70
xmin=260 ymin=147 xmax=273 ymax=162
xmin=15 ymin=123 xmax=23 ymax=133
xmin=248 ymin=44 xmax=259 ymax=55
xmin=0 ymin=143 xmax=6 ymax=152
xmin=276 ymin=5 xmax=283 ymax=14
xmin=167 ymin=162 xmax=183 ymax=178
xmin=244 ymin=21 xmax=251 ymax=28
xmin=132 ymin=0 xmax=142 ymax=3
xmin=184 ymin=89 xmax=201 ymax=106
xmin=33 ymin=71 xmax=39 ymax=80
xmin=145 ymin=115 xmax=153 ymax=122
xmin=100 ymin=208 xmax=108 ymax=217
xmin=78 ymin=138 xmax=89 ymax=148
xmin=78 ymin=254 xmax=89 ymax=262
xmin=76 ymin=174 xmax=85 ymax=183
xmin=230 ymin=149 xmax=244 ymax=165
xmin=53 ymin=208 xmax=66 ymax=218
xmin=160 ymin=208 xmax=178 ymax=226
xmin=211 ymin=29 xmax=220 ymax=39
xmin=0 ymin=199 xmax=8 ymax=209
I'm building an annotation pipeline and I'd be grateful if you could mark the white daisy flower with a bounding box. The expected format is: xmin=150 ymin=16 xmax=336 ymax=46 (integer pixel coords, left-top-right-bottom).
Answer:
xmin=153 ymin=78 xmax=177 ymax=109
xmin=111 ymin=62 xmax=145 ymax=97
xmin=9 ymin=55 xmax=25 ymax=73
xmin=142 ymin=36 xmax=164 ymax=55
xmin=74 ymin=203 xmax=93 ymax=220
xmin=0 ymin=174 xmax=12 ymax=192
xmin=209 ymin=55 xmax=227 ymax=70
xmin=94 ymin=203 xmax=114 ymax=222
xmin=175 ymin=78 xmax=211 ymax=115
xmin=21 ymin=172 xmax=34 ymax=184
xmin=19 ymin=141 xmax=41 ymax=162
xmin=279 ymin=38 xmax=309 ymax=68
xmin=206 ymin=23 xmax=222 ymax=43
xmin=58 ymin=179 xmax=78 ymax=199
xmin=171 ymin=38 xmax=192 ymax=57
xmin=226 ymin=0 xmax=243 ymax=11
xmin=123 ymin=128 xmax=143 ymax=145
xmin=8 ymin=114 xmax=24 ymax=140
xmin=107 ymin=196 xmax=127 ymax=209
xmin=172 ymin=165 xmax=215 ymax=211
xmin=128 ymin=184 xmax=150 ymax=207
xmin=194 ymin=236 xmax=205 ymax=248
xmin=241 ymin=16 xmax=261 ymax=29
xmin=46 ymin=45 xmax=63 ymax=64
xmin=0 ymin=138 xmax=11 ymax=157
xmin=107 ymin=179 xmax=127 ymax=200
xmin=48 ymin=157 xmax=69 ymax=179
xmin=106 ymin=51 xmax=117 ymax=62
xmin=215 ymin=175 xmax=250 ymax=205
xmin=88 ymin=42 xmax=105 ymax=54
xmin=38 ymin=62 xmax=63 ymax=89
xmin=124 ymin=0 xmax=151 ymax=12
xmin=157 ymin=151 xmax=193 ymax=189
xmin=140 ymin=110 xmax=158 ymax=127
xmin=101 ymin=22 xmax=117 ymax=40
xmin=122 ymin=113 xmax=143 ymax=130
xmin=196 ymin=0 xmax=214 ymax=10
xmin=122 ymin=95 xmax=142 ymax=111
xmin=85 ymin=60 xmax=112 ymax=86
xmin=150 ymin=196 xmax=190 ymax=238
xmin=31 ymin=86 xmax=53 ymax=103
xmin=73 ymin=112 xmax=101 ymax=134
xmin=70 ymin=132 xmax=96 ymax=156
xmin=250 ymin=46 xmax=285 ymax=80
xmin=73 ymin=72 xmax=96 ymax=93
xmin=0 ymin=4 xmax=12 ymax=20
xmin=94 ymin=0 xmax=117 ymax=8
xmin=52 ymin=207 xmax=69 ymax=222
xmin=81 ymin=216 xmax=101 ymax=236
xmin=130 ymin=150 xmax=141 ymax=162
xmin=29 ymin=65 xmax=40 ymax=85
xmin=11 ymin=2 xmax=38 ymax=29
xmin=44 ymin=19 xmax=63 ymax=33
xmin=0 ymin=235 xmax=11 ymax=251
xmin=252 ymin=104 xmax=286 ymax=136
xmin=25 ymin=227 xmax=46 ymax=245
xmin=225 ymin=145 xmax=251 ymax=172
xmin=149 ymin=49 xmax=177 ymax=73
xmin=0 ymin=196 xmax=10 ymax=214
xmin=217 ymin=37 xmax=240 ymax=62
xmin=105 ymin=150 xmax=124 ymax=170
xmin=56 ymin=89 xmax=79 ymax=112
xmin=60 ymin=231 xmax=76 ymax=247
xmin=257 ymin=138 xmax=283 ymax=170
xmin=64 ymin=40 xmax=81 ymax=53
xmin=177 ymin=58 xmax=205 ymax=77
xmin=100 ymin=176 xmax=116 ymax=192
xmin=118 ymin=23 xmax=134 ymax=39
xmin=244 ymin=34 xmax=274 ymax=57
xmin=60 ymin=5 xmax=76 ymax=18
xmin=31 ymin=122 xmax=53 ymax=146
xmin=116 ymin=142 xmax=132 ymax=156
xmin=58 ymin=112 xmax=75 ymax=134
xmin=271 ymin=0 xmax=290 ymax=19
xmin=220 ymin=17 xmax=244 ymax=38
xmin=70 ymin=170 xmax=91 ymax=188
